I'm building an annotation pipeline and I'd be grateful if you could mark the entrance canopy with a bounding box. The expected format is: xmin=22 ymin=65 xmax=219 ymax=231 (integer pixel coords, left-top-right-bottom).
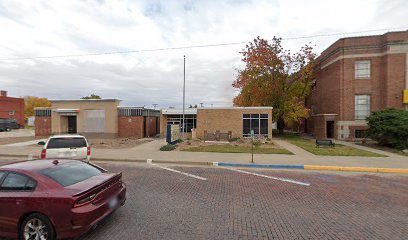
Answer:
xmin=54 ymin=109 xmax=80 ymax=116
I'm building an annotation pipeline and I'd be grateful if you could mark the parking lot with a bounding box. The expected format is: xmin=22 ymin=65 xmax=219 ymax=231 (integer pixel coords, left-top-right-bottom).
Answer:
xmin=52 ymin=162 xmax=408 ymax=240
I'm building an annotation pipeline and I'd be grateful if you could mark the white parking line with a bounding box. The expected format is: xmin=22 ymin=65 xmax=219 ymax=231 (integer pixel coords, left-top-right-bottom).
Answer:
xmin=226 ymin=168 xmax=310 ymax=186
xmin=152 ymin=164 xmax=207 ymax=181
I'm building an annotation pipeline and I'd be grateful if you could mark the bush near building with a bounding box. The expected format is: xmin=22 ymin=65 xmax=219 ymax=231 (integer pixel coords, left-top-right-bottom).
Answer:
xmin=366 ymin=108 xmax=408 ymax=150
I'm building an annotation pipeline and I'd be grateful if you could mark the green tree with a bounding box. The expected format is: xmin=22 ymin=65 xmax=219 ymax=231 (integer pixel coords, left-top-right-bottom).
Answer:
xmin=367 ymin=108 xmax=408 ymax=150
xmin=232 ymin=37 xmax=316 ymax=134
xmin=81 ymin=94 xmax=101 ymax=99
xmin=24 ymin=96 xmax=51 ymax=120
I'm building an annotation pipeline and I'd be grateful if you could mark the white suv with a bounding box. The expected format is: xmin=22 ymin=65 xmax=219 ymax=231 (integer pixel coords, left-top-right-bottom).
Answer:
xmin=38 ymin=134 xmax=91 ymax=161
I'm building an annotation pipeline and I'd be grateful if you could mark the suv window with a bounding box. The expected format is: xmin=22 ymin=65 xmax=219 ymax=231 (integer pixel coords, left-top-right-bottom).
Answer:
xmin=47 ymin=137 xmax=87 ymax=149
xmin=0 ymin=172 xmax=36 ymax=191
xmin=38 ymin=161 xmax=102 ymax=187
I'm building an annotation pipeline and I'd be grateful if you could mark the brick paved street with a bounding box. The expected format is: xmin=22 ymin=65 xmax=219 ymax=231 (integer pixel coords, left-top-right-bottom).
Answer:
xmin=73 ymin=162 xmax=407 ymax=240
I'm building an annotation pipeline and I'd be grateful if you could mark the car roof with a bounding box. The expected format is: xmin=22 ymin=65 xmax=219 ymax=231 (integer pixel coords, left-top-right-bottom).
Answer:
xmin=0 ymin=159 xmax=80 ymax=172
xmin=49 ymin=134 xmax=86 ymax=138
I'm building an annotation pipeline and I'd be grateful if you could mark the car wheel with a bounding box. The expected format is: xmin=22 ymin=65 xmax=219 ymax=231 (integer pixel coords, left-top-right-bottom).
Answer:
xmin=20 ymin=213 xmax=56 ymax=240
xmin=5 ymin=127 xmax=11 ymax=132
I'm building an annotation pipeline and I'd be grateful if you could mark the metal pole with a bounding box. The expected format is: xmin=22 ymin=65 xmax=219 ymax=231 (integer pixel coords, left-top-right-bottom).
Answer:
xmin=251 ymin=137 xmax=254 ymax=163
xmin=182 ymin=55 xmax=186 ymax=139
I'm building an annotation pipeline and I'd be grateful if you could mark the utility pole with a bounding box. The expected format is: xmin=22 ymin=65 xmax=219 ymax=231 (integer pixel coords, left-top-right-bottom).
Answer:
xmin=182 ymin=55 xmax=186 ymax=139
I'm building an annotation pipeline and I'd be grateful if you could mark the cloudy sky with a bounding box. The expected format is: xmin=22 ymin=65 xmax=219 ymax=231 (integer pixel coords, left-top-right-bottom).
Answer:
xmin=0 ymin=0 xmax=406 ymax=108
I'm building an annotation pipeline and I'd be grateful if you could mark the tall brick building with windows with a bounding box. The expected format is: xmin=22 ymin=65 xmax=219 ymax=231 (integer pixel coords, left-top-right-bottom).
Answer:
xmin=306 ymin=30 xmax=408 ymax=140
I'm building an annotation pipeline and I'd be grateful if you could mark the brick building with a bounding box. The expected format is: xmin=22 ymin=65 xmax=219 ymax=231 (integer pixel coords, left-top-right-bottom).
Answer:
xmin=306 ymin=30 xmax=408 ymax=140
xmin=34 ymin=99 xmax=159 ymax=138
xmin=0 ymin=90 xmax=25 ymax=127
xmin=160 ymin=107 xmax=273 ymax=140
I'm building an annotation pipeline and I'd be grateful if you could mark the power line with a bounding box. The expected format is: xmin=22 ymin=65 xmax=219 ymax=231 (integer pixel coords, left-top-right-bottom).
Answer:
xmin=0 ymin=26 xmax=406 ymax=61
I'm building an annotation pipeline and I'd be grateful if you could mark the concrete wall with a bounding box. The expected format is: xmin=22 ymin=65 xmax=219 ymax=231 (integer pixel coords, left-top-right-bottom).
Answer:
xmin=51 ymin=100 xmax=120 ymax=138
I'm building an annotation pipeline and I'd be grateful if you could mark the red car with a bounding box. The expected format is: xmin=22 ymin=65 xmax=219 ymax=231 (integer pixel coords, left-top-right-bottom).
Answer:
xmin=0 ymin=159 xmax=126 ymax=240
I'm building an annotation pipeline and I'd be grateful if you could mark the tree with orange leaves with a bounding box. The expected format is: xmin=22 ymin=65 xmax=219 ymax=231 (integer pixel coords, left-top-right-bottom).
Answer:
xmin=233 ymin=37 xmax=316 ymax=134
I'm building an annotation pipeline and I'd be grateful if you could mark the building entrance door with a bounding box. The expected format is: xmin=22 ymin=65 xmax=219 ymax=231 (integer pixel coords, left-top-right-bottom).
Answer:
xmin=326 ymin=121 xmax=334 ymax=138
xmin=68 ymin=116 xmax=77 ymax=133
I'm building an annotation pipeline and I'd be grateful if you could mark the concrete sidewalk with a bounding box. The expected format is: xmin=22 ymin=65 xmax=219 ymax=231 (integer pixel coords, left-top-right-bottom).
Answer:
xmin=0 ymin=139 xmax=407 ymax=169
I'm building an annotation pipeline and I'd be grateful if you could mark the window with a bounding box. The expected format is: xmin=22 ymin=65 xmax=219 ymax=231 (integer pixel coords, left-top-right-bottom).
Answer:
xmin=38 ymin=161 xmax=102 ymax=187
xmin=355 ymin=95 xmax=371 ymax=120
xmin=355 ymin=129 xmax=368 ymax=138
xmin=0 ymin=172 xmax=36 ymax=191
xmin=355 ymin=60 xmax=370 ymax=79
xmin=47 ymin=137 xmax=87 ymax=149
xmin=242 ymin=114 xmax=269 ymax=137
xmin=166 ymin=114 xmax=196 ymax=132
xmin=9 ymin=110 xmax=15 ymax=116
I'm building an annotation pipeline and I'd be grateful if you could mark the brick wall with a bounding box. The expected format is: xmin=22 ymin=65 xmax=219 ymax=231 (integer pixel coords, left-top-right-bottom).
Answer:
xmin=145 ymin=116 xmax=158 ymax=137
xmin=35 ymin=116 xmax=51 ymax=136
xmin=0 ymin=96 xmax=25 ymax=126
xmin=306 ymin=30 xmax=408 ymax=140
xmin=118 ymin=116 xmax=144 ymax=138
xmin=196 ymin=108 xmax=273 ymax=139
xmin=118 ymin=116 xmax=159 ymax=138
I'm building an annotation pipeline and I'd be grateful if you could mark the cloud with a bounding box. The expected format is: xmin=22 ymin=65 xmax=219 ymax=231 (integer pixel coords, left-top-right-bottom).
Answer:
xmin=0 ymin=0 xmax=406 ymax=108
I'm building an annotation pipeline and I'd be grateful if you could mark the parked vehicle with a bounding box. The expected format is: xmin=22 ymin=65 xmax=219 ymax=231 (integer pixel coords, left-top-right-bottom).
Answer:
xmin=0 ymin=118 xmax=20 ymax=131
xmin=0 ymin=159 xmax=126 ymax=240
xmin=38 ymin=134 xmax=91 ymax=161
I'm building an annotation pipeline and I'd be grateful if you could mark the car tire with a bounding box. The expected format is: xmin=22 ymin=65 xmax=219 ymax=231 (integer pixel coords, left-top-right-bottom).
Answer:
xmin=20 ymin=213 xmax=56 ymax=240
xmin=5 ymin=127 xmax=11 ymax=132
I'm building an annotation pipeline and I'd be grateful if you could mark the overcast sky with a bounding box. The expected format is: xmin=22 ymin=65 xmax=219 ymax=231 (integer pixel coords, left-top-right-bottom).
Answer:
xmin=0 ymin=0 xmax=406 ymax=108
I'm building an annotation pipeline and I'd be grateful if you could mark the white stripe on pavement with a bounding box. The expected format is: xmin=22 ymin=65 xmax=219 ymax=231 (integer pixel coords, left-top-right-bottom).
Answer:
xmin=226 ymin=168 xmax=310 ymax=186
xmin=152 ymin=164 xmax=207 ymax=181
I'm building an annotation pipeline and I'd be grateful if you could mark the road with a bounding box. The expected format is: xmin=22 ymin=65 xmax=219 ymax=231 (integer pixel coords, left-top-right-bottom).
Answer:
xmin=0 ymin=160 xmax=407 ymax=239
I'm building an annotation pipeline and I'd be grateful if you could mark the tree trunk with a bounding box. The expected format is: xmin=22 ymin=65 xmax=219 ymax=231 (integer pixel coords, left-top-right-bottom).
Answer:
xmin=277 ymin=117 xmax=285 ymax=135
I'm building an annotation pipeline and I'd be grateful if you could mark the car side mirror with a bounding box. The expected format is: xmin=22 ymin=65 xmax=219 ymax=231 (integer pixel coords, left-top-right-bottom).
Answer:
xmin=37 ymin=141 xmax=46 ymax=146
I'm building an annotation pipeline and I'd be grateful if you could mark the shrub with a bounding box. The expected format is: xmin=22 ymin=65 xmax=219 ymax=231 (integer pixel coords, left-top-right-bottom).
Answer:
xmin=366 ymin=108 xmax=408 ymax=150
xmin=175 ymin=138 xmax=184 ymax=143
xmin=160 ymin=144 xmax=176 ymax=151
xmin=253 ymin=140 xmax=262 ymax=148
xmin=229 ymin=137 xmax=240 ymax=142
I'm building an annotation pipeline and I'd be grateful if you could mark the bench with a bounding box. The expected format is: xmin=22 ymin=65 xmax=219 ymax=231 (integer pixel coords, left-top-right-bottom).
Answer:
xmin=315 ymin=139 xmax=335 ymax=148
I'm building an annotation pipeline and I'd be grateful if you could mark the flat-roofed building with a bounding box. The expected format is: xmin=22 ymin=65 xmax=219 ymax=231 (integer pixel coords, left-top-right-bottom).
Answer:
xmin=34 ymin=99 xmax=159 ymax=138
xmin=160 ymin=107 xmax=273 ymax=140
xmin=306 ymin=30 xmax=408 ymax=140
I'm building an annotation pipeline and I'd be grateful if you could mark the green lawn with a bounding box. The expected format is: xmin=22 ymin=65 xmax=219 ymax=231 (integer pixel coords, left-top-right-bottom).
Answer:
xmin=182 ymin=145 xmax=293 ymax=154
xmin=277 ymin=134 xmax=387 ymax=157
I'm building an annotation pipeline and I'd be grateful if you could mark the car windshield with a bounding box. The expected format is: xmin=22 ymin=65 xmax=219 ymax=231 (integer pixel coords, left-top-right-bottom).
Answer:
xmin=47 ymin=137 xmax=87 ymax=149
xmin=38 ymin=161 xmax=101 ymax=187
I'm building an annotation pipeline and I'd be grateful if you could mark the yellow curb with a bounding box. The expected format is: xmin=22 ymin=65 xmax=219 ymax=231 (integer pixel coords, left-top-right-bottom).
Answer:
xmin=305 ymin=165 xmax=408 ymax=174
xmin=377 ymin=168 xmax=408 ymax=174
xmin=304 ymin=165 xmax=340 ymax=171
xmin=339 ymin=167 xmax=378 ymax=173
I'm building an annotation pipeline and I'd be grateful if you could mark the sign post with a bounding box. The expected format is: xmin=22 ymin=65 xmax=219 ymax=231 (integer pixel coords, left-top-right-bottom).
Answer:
xmin=250 ymin=130 xmax=254 ymax=163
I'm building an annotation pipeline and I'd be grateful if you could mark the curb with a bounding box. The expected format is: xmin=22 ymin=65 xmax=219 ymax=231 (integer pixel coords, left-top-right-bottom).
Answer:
xmin=214 ymin=162 xmax=408 ymax=174
xmin=1 ymin=154 xmax=407 ymax=174
xmin=214 ymin=162 xmax=304 ymax=169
